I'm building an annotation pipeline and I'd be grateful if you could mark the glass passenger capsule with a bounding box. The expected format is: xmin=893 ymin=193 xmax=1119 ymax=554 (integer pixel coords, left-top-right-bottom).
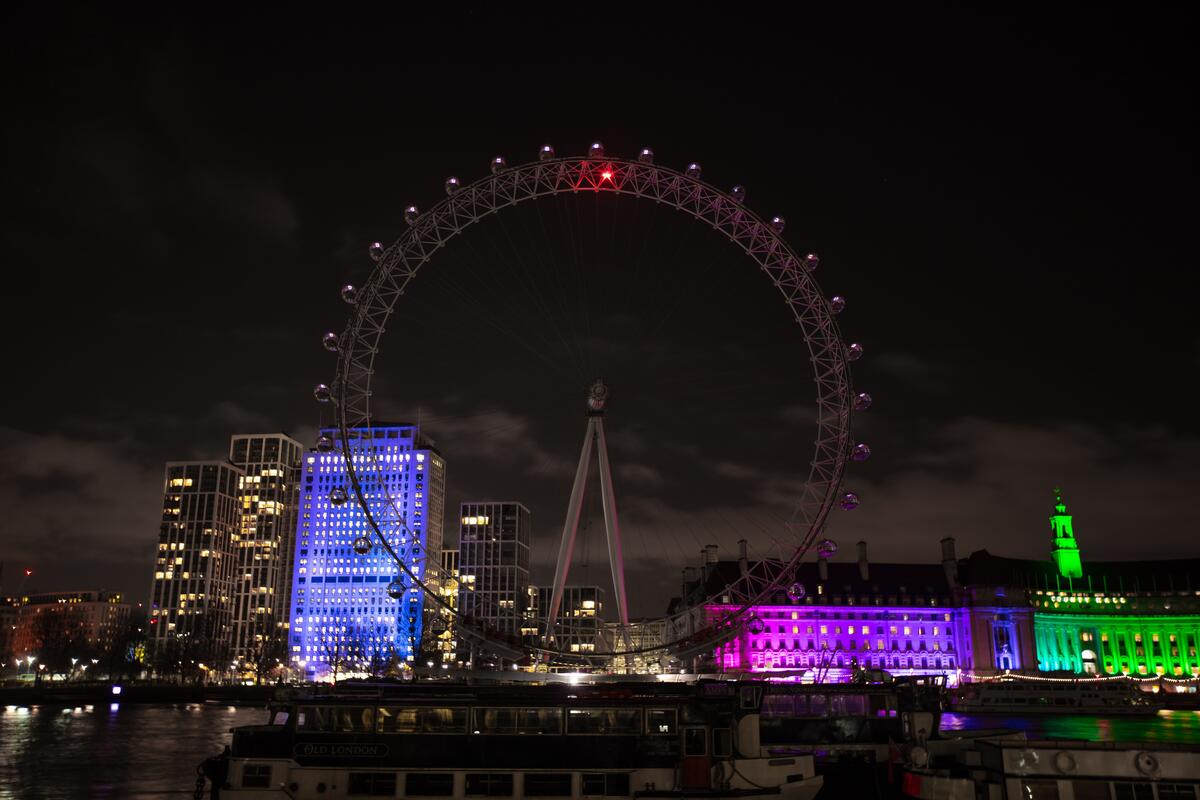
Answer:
xmin=444 ymin=176 xmax=461 ymax=195
xmin=329 ymin=486 xmax=349 ymax=505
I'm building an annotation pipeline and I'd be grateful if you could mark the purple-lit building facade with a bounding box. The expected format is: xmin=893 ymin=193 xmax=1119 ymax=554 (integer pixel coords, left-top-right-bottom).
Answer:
xmin=692 ymin=539 xmax=1037 ymax=684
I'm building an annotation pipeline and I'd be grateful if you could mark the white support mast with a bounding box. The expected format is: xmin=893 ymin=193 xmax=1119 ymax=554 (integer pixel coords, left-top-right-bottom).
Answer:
xmin=544 ymin=380 xmax=632 ymax=651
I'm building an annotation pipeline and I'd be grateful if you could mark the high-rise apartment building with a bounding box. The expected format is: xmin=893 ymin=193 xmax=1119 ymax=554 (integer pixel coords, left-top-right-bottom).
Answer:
xmin=435 ymin=549 xmax=460 ymax=664
xmin=228 ymin=433 xmax=303 ymax=661
xmin=148 ymin=461 xmax=243 ymax=658
xmin=457 ymin=502 xmax=531 ymax=638
xmin=526 ymin=584 xmax=606 ymax=654
xmin=288 ymin=425 xmax=446 ymax=680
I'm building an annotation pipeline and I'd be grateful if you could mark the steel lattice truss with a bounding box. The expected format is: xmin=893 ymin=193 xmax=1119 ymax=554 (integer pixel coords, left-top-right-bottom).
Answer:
xmin=331 ymin=153 xmax=856 ymax=666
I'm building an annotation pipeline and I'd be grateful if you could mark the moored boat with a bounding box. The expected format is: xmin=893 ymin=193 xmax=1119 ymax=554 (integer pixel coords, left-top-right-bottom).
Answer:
xmin=896 ymin=737 xmax=1200 ymax=800
xmin=200 ymin=679 xmax=823 ymax=799
xmin=951 ymin=675 xmax=1165 ymax=715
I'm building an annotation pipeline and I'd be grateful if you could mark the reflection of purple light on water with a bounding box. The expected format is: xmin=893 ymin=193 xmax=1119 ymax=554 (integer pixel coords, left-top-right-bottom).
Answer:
xmin=110 ymin=702 xmax=119 ymax=712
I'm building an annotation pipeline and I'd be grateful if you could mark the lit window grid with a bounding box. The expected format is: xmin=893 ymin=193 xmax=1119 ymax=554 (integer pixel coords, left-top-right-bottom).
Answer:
xmin=149 ymin=462 xmax=243 ymax=651
xmin=707 ymin=603 xmax=965 ymax=682
xmin=288 ymin=428 xmax=445 ymax=677
xmin=456 ymin=502 xmax=532 ymax=638
xmin=228 ymin=434 xmax=303 ymax=660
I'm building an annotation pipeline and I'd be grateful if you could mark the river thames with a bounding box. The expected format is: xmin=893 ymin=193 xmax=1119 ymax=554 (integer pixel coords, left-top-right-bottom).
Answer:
xmin=2 ymin=703 xmax=1200 ymax=799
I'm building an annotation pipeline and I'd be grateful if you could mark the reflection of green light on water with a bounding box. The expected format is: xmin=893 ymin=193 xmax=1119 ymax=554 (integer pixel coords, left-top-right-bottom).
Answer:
xmin=940 ymin=712 xmax=1200 ymax=744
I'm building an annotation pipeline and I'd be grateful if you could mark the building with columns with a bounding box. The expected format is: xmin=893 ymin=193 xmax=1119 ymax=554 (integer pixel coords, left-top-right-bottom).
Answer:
xmin=697 ymin=491 xmax=1200 ymax=682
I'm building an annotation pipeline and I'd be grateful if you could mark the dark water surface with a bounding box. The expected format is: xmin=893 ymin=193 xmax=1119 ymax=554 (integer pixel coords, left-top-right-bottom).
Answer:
xmin=0 ymin=702 xmax=263 ymax=800
xmin=940 ymin=709 xmax=1200 ymax=744
xmin=4 ymin=704 xmax=1200 ymax=799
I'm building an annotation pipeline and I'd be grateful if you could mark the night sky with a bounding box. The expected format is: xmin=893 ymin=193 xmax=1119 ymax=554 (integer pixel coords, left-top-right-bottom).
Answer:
xmin=3 ymin=7 xmax=1195 ymax=617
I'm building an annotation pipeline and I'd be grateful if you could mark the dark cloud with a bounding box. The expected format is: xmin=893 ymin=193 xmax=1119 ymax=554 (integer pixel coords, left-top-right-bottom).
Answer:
xmin=3 ymin=6 xmax=1196 ymax=621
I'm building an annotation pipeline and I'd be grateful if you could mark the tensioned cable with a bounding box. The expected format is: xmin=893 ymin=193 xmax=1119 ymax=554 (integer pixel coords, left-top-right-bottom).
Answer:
xmin=485 ymin=199 xmax=590 ymax=381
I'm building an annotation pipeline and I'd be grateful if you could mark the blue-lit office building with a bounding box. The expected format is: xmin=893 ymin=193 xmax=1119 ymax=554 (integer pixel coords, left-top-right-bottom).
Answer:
xmin=288 ymin=425 xmax=446 ymax=680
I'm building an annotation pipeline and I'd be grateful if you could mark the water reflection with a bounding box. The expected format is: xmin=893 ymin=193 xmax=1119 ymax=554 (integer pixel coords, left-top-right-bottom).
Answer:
xmin=0 ymin=703 xmax=264 ymax=799
xmin=941 ymin=710 xmax=1200 ymax=744
xmin=3 ymin=704 xmax=1199 ymax=798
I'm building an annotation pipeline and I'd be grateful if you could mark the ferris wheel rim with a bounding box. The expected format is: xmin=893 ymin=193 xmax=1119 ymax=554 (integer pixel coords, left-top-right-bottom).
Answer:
xmin=329 ymin=152 xmax=857 ymax=663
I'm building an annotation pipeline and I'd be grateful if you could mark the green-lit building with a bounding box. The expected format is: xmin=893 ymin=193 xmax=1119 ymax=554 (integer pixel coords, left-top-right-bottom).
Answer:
xmin=956 ymin=491 xmax=1200 ymax=678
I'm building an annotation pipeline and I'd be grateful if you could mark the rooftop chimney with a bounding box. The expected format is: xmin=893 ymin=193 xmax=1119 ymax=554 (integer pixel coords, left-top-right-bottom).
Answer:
xmin=941 ymin=537 xmax=959 ymax=589
xmin=857 ymin=540 xmax=869 ymax=582
xmin=818 ymin=554 xmax=829 ymax=582
xmin=704 ymin=544 xmax=719 ymax=565
xmin=737 ymin=539 xmax=749 ymax=578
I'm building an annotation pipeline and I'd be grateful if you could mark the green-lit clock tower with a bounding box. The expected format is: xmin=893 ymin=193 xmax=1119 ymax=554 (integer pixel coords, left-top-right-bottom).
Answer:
xmin=1050 ymin=488 xmax=1083 ymax=579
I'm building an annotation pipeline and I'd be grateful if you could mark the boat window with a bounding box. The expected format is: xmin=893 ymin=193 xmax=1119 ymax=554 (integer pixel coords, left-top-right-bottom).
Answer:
xmin=1155 ymin=784 xmax=1198 ymax=800
xmin=379 ymin=707 xmax=467 ymax=734
xmin=808 ymin=695 xmax=827 ymax=717
xmin=348 ymin=772 xmax=397 ymax=797
xmin=683 ymin=727 xmax=707 ymax=756
xmin=270 ymin=709 xmax=290 ymax=726
xmin=524 ymin=773 xmax=573 ymax=796
xmin=465 ymin=772 xmax=514 ymax=796
xmin=473 ymin=708 xmax=562 ymax=735
xmin=1020 ymin=780 xmax=1061 ymax=800
xmin=566 ymin=708 xmax=642 ymax=735
xmin=1071 ymin=781 xmax=1115 ymax=800
xmin=1113 ymin=783 xmax=1155 ymax=800
xmin=242 ymin=764 xmax=272 ymax=789
xmin=712 ymin=728 xmax=732 ymax=758
xmin=582 ymin=773 xmax=630 ymax=796
xmin=762 ymin=694 xmax=795 ymax=717
xmin=646 ymin=709 xmax=677 ymax=735
xmin=334 ymin=706 xmax=375 ymax=732
xmin=869 ymin=695 xmax=895 ymax=716
xmin=406 ymin=773 xmax=455 ymax=796
xmin=298 ymin=706 xmax=333 ymax=731
xmin=828 ymin=695 xmax=866 ymax=716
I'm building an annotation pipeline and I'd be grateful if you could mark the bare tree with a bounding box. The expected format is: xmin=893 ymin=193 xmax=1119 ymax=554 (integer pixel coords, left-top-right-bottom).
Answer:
xmin=320 ymin=630 xmax=366 ymax=684
xmin=246 ymin=630 xmax=289 ymax=685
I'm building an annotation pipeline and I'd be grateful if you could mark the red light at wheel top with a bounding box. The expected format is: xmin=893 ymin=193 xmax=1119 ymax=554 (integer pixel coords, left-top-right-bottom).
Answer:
xmin=601 ymin=171 xmax=612 ymax=180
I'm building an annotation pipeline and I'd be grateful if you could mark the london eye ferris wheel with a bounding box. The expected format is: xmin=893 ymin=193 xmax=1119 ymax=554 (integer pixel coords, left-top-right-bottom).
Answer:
xmin=310 ymin=142 xmax=871 ymax=670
